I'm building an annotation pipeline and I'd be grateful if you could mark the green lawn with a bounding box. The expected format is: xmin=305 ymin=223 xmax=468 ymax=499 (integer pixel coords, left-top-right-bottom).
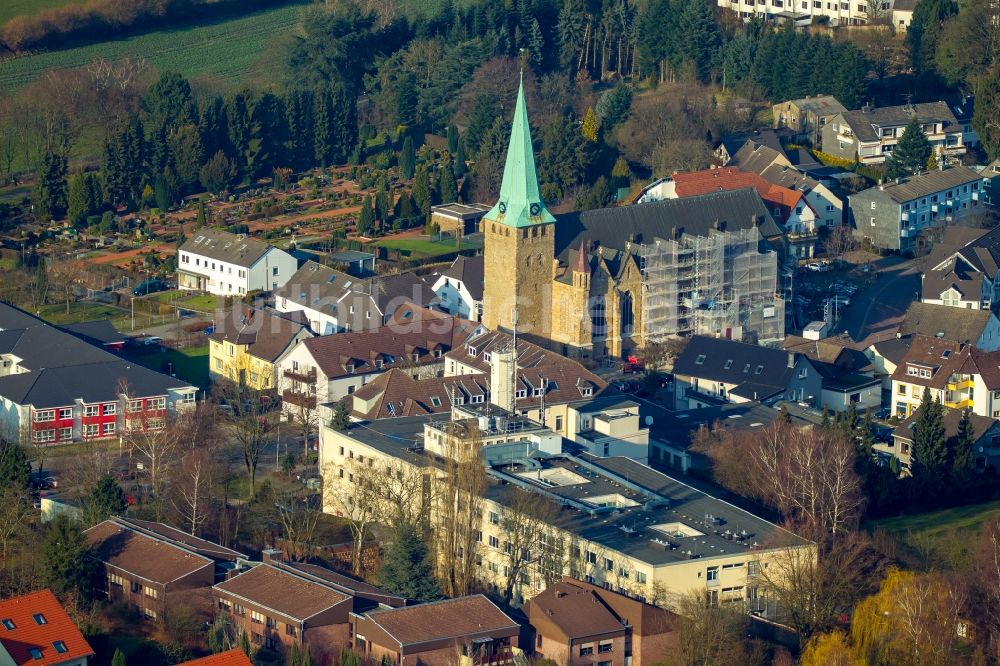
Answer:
xmin=374 ymin=237 xmax=480 ymax=258
xmin=0 ymin=0 xmax=83 ymax=25
xmin=37 ymin=301 xmax=128 ymax=325
xmin=125 ymin=344 xmax=210 ymax=387
xmin=0 ymin=3 xmax=306 ymax=94
xmin=866 ymin=499 xmax=1000 ymax=570
xmin=150 ymin=290 xmax=223 ymax=313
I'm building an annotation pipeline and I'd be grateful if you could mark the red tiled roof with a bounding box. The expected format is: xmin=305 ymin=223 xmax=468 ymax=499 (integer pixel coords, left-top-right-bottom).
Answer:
xmin=364 ymin=595 xmax=519 ymax=647
xmin=0 ymin=590 xmax=94 ymax=666
xmin=672 ymin=167 xmax=804 ymax=216
xmin=180 ymin=649 xmax=252 ymax=666
xmin=85 ymin=520 xmax=215 ymax=585
xmin=890 ymin=334 xmax=970 ymax=389
xmin=213 ymin=564 xmax=349 ymax=621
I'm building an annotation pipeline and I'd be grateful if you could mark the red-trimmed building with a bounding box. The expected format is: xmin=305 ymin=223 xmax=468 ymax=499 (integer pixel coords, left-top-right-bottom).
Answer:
xmin=0 ymin=302 xmax=196 ymax=445
xmin=0 ymin=589 xmax=94 ymax=666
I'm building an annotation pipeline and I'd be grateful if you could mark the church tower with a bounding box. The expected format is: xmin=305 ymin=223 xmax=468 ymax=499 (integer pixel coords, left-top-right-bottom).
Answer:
xmin=481 ymin=74 xmax=556 ymax=340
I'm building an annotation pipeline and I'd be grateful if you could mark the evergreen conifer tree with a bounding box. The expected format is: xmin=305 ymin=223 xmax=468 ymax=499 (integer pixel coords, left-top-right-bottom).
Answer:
xmin=678 ymin=0 xmax=720 ymax=83
xmin=447 ymin=125 xmax=460 ymax=154
xmin=438 ymin=162 xmax=458 ymax=203
xmin=67 ymin=172 xmax=90 ymax=227
xmin=400 ymin=136 xmax=415 ymax=179
xmin=454 ymin=140 xmax=467 ymax=179
xmin=953 ymin=408 xmax=975 ymax=473
xmin=376 ymin=522 xmax=441 ymax=601
xmin=911 ymin=388 xmax=948 ymax=488
xmin=33 ymin=150 xmax=68 ymax=223
xmin=581 ymin=107 xmax=599 ymax=142
xmin=85 ymin=474 xmax=128 ymax=526
xmin=413 ymin=166 xmax=432 ymax=219
xmin=43 ymin=515 xmax=98 ymax=603
xmin=357 ymin=196 xmax=375 ymax=235
xmin=111 ymin=649 xmax=126 ymax=666
xmin=886 ymin=117 xmax=933 ymax=178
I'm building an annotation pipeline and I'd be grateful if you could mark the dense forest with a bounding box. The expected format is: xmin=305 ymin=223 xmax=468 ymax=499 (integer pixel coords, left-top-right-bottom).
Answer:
xmin=3 ymin=0 xmax=1000 ymax=226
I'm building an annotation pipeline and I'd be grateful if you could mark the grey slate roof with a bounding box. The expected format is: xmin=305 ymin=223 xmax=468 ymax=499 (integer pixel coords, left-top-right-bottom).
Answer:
xmin=673 ymin=335 xmax=807 ymax=400
xmin=871 ymin=166 xmax=983 ymax=204
xmin=439 ymin=255 xmax=484 ymax=301
xmin=838 ymin=102 xmax=961 ymax=143
xmin=179 ymin=227 xmax=275 ymax=267
xmin=62 ymin=320 xmax=125 ymax=346
xmin=553 ymin=189 xmax=780 ymax=260
xmin=784 ymin=96 xmax=847 ymax=117
xmin=0 ymin=360 xmax=193 ymax=408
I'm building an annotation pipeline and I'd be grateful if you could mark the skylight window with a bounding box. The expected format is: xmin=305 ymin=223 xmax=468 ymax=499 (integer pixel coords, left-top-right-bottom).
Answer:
xmin=942 ymin=349 xmax=952 ymax=359
xmin=430 ymin=396 xmax=441 ymax=407
xmin=53 ymin=641 xmax=68 ymax=654
xmin=724 ymin=360 xmax=733 ymax=369
xmin=695 ymin=354 xmax=706 ymax=365
xmin=33 ymin=614 xmax=46 ymax=625
xmin=755 ymin=365 xmax=764 ymax=375
xmin=1 ymin=619 xmax=14 ymax=630
xmin=29 ymin=648 xmax=42 ymax=660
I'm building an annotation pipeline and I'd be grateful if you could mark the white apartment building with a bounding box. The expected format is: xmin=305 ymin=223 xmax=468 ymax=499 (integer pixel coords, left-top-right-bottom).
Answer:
xmin=717 ymin=0 xmax=870 ymax=25
xmin=177 ymin=228 xmax=297 ymax=296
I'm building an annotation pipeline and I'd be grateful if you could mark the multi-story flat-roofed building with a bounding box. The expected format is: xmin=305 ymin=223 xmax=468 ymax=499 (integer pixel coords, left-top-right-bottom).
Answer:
xmin=716 ymin=0 xmax=869 ymax=26
xmin=177 ymin=227 xmax=297 ymax=296
xmin=822 ymin=102 xmax=969 ymax=166
xmin=848 ymin=167 xmax=989 ymax=252
xmin=319 ymin=404 xmax=815 ymax=613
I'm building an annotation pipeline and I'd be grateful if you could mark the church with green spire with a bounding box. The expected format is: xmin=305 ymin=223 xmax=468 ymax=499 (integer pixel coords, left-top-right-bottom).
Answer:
xmin=481 ymin=74 xmax=558 ymax=340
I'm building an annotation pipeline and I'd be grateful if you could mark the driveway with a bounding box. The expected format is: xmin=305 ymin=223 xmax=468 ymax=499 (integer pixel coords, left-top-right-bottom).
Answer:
xmin=838 ymin=257 xmax=920 ymax=346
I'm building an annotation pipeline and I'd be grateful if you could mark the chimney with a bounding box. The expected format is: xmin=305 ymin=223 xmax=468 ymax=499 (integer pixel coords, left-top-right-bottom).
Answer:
xmin=262 ymin=548 xmax=283 ymax=564
xmin=787 ymin=352 xmax=795 ymax=369
xmin=489 ymin=345 xmax=517 ymax=413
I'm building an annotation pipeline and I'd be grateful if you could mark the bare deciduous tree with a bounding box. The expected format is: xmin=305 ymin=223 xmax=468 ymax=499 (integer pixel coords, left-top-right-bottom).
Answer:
xmin=0 ymin=486 xmax=31 ymax=558
xmin=497 ymin=487 xmax=560 ymax=606
xmin=323 ymin=457 xmax=385 ymax=575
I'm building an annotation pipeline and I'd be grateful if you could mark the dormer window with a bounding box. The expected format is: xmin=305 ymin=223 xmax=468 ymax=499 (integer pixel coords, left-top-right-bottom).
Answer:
xmin=468 ymin=346 xmax=477 ymax=356
xmin=515 ymin=389 xmax=527 ymax=399
xmin=582 ymin=387 xmax=593 ymax=397
xmin=346 ymin=363 xmax=355 ymax=374
xmin=483 ymin=352 xmax=492 ymax=363
xmin=907 ymin=365 xmax=918 ymax=376
xmin=533 ymin=387 xmax=544 ymax=397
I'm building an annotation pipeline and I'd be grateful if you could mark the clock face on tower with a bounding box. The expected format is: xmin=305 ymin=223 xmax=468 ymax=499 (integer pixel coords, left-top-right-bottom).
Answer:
xmin=529 ymin=203 xmax=540 ymax=216
xmin=498 ymin=202 xmax=507 ymax=214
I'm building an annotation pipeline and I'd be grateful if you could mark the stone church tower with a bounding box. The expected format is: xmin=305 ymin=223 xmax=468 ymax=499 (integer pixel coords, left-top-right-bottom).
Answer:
xmin=481 ymin=75 xmax=556 ymax=341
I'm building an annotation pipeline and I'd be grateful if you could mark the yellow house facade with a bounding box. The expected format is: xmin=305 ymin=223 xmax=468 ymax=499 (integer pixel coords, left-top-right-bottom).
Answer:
xmin=208 ymin=307 xmax=311 ymax=391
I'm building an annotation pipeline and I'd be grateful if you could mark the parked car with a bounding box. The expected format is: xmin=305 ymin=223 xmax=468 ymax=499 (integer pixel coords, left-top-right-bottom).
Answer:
xmin=133 ymin=279 xmax=167 ymax=296
xmin=623 ymin=356 xmax=645 ymax=374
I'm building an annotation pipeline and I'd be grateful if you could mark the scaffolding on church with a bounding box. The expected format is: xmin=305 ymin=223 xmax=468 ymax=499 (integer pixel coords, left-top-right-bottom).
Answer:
xmin=638 ymin=226 xmax=784 ymax=344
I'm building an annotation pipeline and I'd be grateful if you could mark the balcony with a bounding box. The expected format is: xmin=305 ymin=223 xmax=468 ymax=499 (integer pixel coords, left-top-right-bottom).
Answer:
xmin=282 ymin=390 xmax=317 ymax=410
xmin=945 ymin=398 xmax=974 ymax=410
xmin=283 ymin=367 xmax=317 ymax=383
xmin=947 ymin=379 xmax=974 ymax=391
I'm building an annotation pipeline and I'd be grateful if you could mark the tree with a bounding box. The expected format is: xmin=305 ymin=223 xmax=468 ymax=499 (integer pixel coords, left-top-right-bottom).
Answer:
xmin=910 ymin=387 xmax=948 ymax=489
xmin=824 ymin=224 xmax=859 ymax=264
xmin=376 ymin=522 xmax=441 ymax=601
xmin=454 ymin=140 xmax=467 ymax=179
xmin=610 ymin=157 xmax=631 ymax=190
xmin=324 ymin=458 xmax=385 ymax=574
xmin=437 ymin=162 xmax=458 ymax=203
xmin=974 ymin=64 xmax=1000 ymax=160
xmin=886 ymin=117 xmax=933 ymax=179
xmin=908 ymin=0 xmax=958 ymax=75
xmin=67 ymin=172 xmax=90 ymax=227
xmin=677 ymin=0 xmax=720 ymax=82
xmin=199 ymin=150 xmax=236 ymax=194
xmin=330 ymin=400 xmax=351 ymax=432
xmin=33 ymin=149 xmax=68 ymax=222
xmin=43 ymin=514 xmax=98 ymax=603
xmin=799 ymin=631 xmax=853 ymax=666
xmin=412 ymin=165 xmax=432 ymax=220
xmin=111 ymin=649 xmax=126 ymax=666
xmin=952 ymin=408 xmax=975 ymax=474
xmin=0 ymin=440 xmax=31 ymax=489
xmin=84 ymin=475 xmax=127 ymax=526
xmin=664 ymin=592 xmax=756 ymax=666
xmin=357 ymin=196 xmax=375 ymax=235
xmin=399 ymin=136 xmax=415 ymax=179
xmin=581 ymin=106 xmax=599 ymax=142
xmin=596 ymin=85 xmax=632 ymax=129
xmin=223 ymin=388 xmax=275 ymax=500
xmin=0 ymin=485 xmax=32 ymax=558
xmin=497 ymin=487 xmax=560 ymax=606
xmin=447 ymin=125 xmax=459 ymax=154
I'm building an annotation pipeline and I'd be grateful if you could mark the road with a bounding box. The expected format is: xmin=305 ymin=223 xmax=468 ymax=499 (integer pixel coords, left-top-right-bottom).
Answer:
xmin=838 ymin=257 xmax=920 ymax=346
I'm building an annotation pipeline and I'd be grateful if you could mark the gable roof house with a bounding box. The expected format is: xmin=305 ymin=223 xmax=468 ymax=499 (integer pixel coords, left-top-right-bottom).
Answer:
xmin=822 ymin=102 xmax=968 ymax=166
xmin=883 ymin=406 xmax=1000 ymax=474
xmin=208 ymin=307 xmax=313 ymax=391
xmin=274 ymin=261 xmax=437 ymax=335
xmin=431 ymin=255 xmax=485 ymax=322
xmin=921 ymin=226 xmax=1000 ymax=310
xmin=848 ymin=166 xmax=989 ymax=253
xmin=348 ymin=595 xmax=521 ymax=666
xmin=672 ymin=335 xmax=823 ymax=410
xmin=525 ymin=578 xmax=678 ymax=666
xmin=899 ymin=302 xmax=1000 ymax=351
xmin=179 ymin=650 xmax=252 ymax=666
xmin=781 ymin=334 xmax=881 ymax=412
xmin=177 ymin=227 xmax=298 ymax=297
xmin=728 ymin=140 xmax=844 ymax=228
xmin=0 ymin=302 xmax=196 ymax=446
xmin=85 ymin=518 xmax=248 ymax=621
xmin=0 ymin=589 xmax=94 ymax=666
xmin=212 ymin=561 xmax=371 ymax=661
xmin=276 ymin=309 xmax=483 ymax=420
xmin=773 ymin=96 xmax=847 ymax=145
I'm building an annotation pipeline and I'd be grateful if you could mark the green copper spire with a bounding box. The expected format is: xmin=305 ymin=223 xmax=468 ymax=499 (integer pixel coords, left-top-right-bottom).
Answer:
xmin=483 ymin=73 xmax=556 ymax=228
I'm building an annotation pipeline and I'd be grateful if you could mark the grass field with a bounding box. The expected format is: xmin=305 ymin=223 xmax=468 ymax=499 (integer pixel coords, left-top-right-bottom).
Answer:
xmin=867 ymin=500 xmax=1000 ymax=569
xmin=150 ymin=290 xmax=223 ymax=313
xmin=125 ymin=344 xmax=210 ymax=387
xmin=374 ymin=237 xmax=481 ymax=258
xmin=0 ymin=3 xmax=306 ymax=94
xmin=0 ymin=0 xmax=83 ymax=26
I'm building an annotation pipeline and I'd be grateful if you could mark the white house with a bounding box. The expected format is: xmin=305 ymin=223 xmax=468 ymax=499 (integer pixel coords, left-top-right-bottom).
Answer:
xmin=177 ymin=228 xmax=297 ymax=296
xmin=431 ymin=255 xmax=484 ymax=322
xmin=275 ymin=262 xmax=438 ymax=335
